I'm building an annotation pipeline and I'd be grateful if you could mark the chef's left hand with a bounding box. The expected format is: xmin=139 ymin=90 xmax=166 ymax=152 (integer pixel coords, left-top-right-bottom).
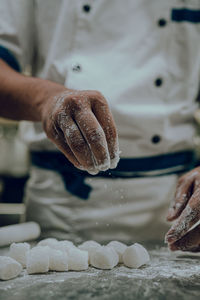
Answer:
xmin=165 ymin=167 xmax=200 ymax=252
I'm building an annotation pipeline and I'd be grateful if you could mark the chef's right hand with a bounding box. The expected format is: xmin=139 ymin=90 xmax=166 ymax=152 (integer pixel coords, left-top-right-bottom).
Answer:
xmin=41 ymin=89 xmax=120 ymax=174
xmin=165 ymin=167 xmax=200 ymax=252
xmin=0 ymin=59 xmax=118 ymax=171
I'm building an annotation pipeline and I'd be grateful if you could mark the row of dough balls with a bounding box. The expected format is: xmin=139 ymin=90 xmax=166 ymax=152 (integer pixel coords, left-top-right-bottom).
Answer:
xmin=0 ymin=239 xmax=150 ymax=281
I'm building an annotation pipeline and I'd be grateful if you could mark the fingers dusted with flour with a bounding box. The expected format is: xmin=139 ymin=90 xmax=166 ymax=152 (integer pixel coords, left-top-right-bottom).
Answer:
xmin=75 ymin=109 xmax=110 ymax=172
xmin=169 ymin=223 xmax=200 ymax=252
xmin=166 ymin=195 xmax=200 ymax=244
xmin=166 ymin=167 xmax=200 ymax=251
xmin=91 ymin=92 xmax=120 ymax=169
xmin=58 ymin=114 xmax=95 ymax=172
xmin=42 ymin=110 xmax=82 ymax=170
xmin=167 ymin=171 xmax=196 ymax=221
xmin=41 ymin=89 xmax=119 ymax=174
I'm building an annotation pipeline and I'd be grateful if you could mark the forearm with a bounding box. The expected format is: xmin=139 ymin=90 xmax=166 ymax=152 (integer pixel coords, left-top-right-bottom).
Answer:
xmin=0 ymin=59 xmax=66 ymax=121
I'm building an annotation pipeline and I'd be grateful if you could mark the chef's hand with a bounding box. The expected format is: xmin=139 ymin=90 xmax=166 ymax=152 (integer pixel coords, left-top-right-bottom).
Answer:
xmin=41 ymin=89 xmax=119 ymax=174
xmin=165 ymin=167 xmax=200 ymax=252
xmin=0 ymin=60 xmax=119 ymax=174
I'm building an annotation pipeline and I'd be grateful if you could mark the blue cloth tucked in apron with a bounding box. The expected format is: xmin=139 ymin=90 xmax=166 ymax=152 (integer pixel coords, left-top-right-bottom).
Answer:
xmin=171 ymin=8 xmax=200 ymax=23
xmin=31 ymin=150 xmax=196 ymax=200
xmin=0 ymin=45 xmax=21 ymax=72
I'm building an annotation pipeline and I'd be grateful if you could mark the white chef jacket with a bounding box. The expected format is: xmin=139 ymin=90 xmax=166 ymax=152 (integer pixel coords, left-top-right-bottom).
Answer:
xmin=0 ymin=0 xmax=200 ymax=243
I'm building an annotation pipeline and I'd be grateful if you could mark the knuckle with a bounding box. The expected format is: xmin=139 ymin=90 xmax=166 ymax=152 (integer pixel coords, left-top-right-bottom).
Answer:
xmin=55 ymin=93 xmax=87 ymax=114
xmin=88 ymin=90 xmax=102 ymax=98
xmin=54 ymin=111 xmax=69 ymax=130
xmin=69 ymin=98 xmax=85 ymax=114
xmin=93 ymin=90 xmax=104 ymax=99
xmin=91 ymin=91 xmax=108 ymax=105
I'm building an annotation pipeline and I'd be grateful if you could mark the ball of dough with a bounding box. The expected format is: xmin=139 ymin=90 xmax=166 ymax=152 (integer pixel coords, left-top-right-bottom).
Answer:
xmin=107 ymin=241 xmax=127 ymax=263
xmin=122 ymin=243 xmax=150 ymax=268
xmin=37 ymin=238 xmax=58 ymax=247
xmin=52 ymin=240 xmax=74 ymax=253
xmin=90 ymin=246 xmax=119 ymax=270
xmin=78 ymin=241 xmax=101 ymax=264
xmin=48 ymin=248 xmax=68 ymax=272
xmin=78 ymin=240 xmax=100 ymax=249
xmin=9 ymin=242 xmax=30 ymax=268
xmin=26 ymin=246 xmax=49 ymax=274
xmin=68 ymin=247 xmax=88 ymax=271
xmin=0 ymin=256 xmax=22 ymax=280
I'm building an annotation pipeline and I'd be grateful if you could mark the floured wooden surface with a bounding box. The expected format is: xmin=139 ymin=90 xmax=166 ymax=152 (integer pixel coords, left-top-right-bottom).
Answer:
xmin=0 ymin=247 xmax=200 ymax=300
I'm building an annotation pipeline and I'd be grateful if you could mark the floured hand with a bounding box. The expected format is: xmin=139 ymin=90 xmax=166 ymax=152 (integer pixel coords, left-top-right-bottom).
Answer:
xmin=165 ymin=167 xmax=200 ymax=252
xmin=41 ymin=89 xmax=120 ymax=174
xmin=0 ymin=61 xmax=119 ymax=173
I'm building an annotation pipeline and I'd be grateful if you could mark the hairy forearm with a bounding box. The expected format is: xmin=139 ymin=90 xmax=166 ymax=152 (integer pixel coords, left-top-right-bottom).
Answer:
xmin=0 ymin=59 xmax=66 ymax=121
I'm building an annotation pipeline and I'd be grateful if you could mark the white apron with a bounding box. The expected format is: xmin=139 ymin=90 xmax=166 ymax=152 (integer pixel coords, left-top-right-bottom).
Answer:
xmin=24 ymin=166 xmax=177 ymax=243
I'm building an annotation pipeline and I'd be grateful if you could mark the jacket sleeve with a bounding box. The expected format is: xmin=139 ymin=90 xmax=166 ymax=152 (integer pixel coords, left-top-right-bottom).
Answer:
xmin=0 ymin=0 xmax=34 ymax=72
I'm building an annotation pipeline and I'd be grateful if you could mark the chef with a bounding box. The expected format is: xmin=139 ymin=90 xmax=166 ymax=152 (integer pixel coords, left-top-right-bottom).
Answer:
xmin=0 ymin=0 xmax=200 ymax=251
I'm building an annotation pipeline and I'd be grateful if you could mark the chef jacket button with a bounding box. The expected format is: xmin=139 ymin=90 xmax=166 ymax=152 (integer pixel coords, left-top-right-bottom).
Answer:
xmin=72 ymin=64 xmax=82 ymax=72
xmin=154 ymin=78 xmax=163 ymax=87
xmin=151 ymin=135 xmax=161 ymax=144
xmin=158 ymin=19 xmax=167 ymax=27
xmin=83 ymin=4 xmax=91 ymax=13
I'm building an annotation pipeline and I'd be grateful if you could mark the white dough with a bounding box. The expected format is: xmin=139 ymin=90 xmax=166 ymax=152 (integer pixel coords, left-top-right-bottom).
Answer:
xmin=122 ymin=243 xmax=150 ymax=268
xmin=52 ymin=240 xmax=75 ymax=253
xmin=107 ymin=241 xmax=127 ymax=263
xmin=38 ymin=239 xmax=74 ymax=254
xmin=9 ymin=242 xmax=30 ymax=268
xmin=0 ymin=256 xmax=22 ymax=280
xmin=68 ymin=247 xmax=88 ymax=271
xmin=90 ymin=246 xmax=119 ymax=270
xmin=37 ymin=238 xmax=58 ymax=247
xmin=48 ymin=248 xmax=68 ymax=272
xmin=78 ymin=240 xmax=100 ymax=249
xmin=26 ymin=246 xmax=50 ymax=274
xmin=78 ymin=241 xmax=101 ymax=264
